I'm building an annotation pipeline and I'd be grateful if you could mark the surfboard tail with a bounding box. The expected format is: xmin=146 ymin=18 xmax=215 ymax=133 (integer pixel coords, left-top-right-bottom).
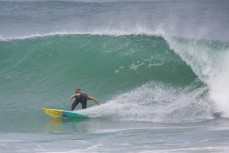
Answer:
xmin=42 ymin=108 xmax=63 ymax=118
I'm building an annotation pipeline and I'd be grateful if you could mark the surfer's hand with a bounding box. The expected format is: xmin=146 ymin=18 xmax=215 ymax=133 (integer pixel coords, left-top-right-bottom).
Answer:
xmin=68 ymin=97 xmax=72 ymax=102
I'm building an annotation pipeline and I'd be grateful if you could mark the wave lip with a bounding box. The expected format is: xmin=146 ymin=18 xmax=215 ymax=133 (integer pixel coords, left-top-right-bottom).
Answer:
xmin=165 ymin=36 xmax=229 ymax=118
xmin=0 ymin=27 xmax=161 ymax=41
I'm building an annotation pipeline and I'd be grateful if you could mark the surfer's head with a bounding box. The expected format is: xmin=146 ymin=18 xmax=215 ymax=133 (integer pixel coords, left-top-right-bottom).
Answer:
xmin=75 ymin=88 xmax=81 ymax=93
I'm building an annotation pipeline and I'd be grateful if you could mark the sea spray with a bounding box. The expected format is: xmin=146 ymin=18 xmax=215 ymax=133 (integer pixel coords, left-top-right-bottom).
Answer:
xmin=165 ymin=36 xmax=229 ymax=117
xmin=209 ymin=50 xmax=229 ymax=117
xmin=80 ymin=80 xmax=213 ymax=123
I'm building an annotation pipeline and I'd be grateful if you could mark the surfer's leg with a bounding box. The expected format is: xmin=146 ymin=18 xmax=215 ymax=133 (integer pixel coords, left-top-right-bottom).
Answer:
xmin=81 ymin=99 xmax=87 ymax=109
xmin=71 ymin=100 xmax=79 ymax=110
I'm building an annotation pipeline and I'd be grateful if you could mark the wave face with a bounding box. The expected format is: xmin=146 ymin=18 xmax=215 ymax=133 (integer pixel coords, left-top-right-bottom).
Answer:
xmin=1 ymin=34 xmax=226 ymax=128
xmin=0 ymin=35 xmax=195 ymax=95
xmin=0 ymin=0 xmax=229 ymax=132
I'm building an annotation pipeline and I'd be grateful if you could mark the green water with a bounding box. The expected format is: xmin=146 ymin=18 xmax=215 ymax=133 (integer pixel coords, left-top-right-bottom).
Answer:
xmin=0 ymin=34 xmax=200 ymax=131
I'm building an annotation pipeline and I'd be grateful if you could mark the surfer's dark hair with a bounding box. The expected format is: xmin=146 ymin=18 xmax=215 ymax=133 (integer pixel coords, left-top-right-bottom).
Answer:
xmin=75 ymin=88 xmax=81 ymax=93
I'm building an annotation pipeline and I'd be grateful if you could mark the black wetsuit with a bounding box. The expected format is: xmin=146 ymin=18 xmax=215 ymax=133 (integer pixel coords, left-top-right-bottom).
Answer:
xmin=71 ymin=92 xmax=88 ymax=110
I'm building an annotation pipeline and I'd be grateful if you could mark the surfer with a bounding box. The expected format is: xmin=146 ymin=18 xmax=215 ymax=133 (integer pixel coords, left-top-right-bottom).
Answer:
xmin=68 ymin=88 xmax=100 ymax=110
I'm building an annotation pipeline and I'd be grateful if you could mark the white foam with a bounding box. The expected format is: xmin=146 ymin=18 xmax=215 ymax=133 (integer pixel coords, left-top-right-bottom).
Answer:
xmin=164 ymin=33 xmax=229 ymax=118
xmin=79 ymin=81 xmax=212 ymax=123
xmin=209 ymin=51 xmax=229 ymax=116
xmin=0 ymin=27 xmax=158 ymax=41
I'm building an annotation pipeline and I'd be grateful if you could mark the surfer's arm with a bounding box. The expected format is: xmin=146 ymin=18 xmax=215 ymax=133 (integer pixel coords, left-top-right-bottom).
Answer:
xmin=88 ymin=96 xmax=100 ymax=105
xmin=68 ymin=94 xmax=76 ymax=102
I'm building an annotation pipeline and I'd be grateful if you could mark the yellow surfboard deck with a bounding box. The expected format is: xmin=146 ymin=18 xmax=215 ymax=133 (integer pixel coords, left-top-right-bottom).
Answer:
xmin=42 ymin=108 xmax=88 ymax=118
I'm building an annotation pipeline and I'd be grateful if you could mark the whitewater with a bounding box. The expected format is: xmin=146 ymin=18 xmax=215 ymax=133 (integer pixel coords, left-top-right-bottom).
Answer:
xmin=1 ymin=0 xmax=229 ymax=153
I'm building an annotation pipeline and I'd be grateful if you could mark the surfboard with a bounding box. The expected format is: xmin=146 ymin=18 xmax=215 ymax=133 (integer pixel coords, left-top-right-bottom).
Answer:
xmin=42 ymin=108 xmax=88 ymax=118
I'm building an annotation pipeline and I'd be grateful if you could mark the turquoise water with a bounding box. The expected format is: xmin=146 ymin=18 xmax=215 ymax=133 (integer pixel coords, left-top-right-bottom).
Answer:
xmin=1 ymin=0 xmax=229 ymax=153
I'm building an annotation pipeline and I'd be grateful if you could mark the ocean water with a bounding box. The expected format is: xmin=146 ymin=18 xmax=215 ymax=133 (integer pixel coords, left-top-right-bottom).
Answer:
xmin=1 ymin=0 xmax=229 ymax=153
